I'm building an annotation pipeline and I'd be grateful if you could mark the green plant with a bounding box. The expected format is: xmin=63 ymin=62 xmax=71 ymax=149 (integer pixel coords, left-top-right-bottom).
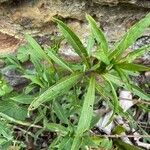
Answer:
xmin=0 ymin=13 xmax=150 ymax=150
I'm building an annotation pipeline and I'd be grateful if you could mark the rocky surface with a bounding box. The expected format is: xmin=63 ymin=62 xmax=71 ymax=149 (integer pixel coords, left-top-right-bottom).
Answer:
xmin=93 ymin=0 xmax=150 ymax=8
xmin=1 ymin=67 xmax=28 ymax=87
xmin=0 ymin=0 xmax=150 ymax=54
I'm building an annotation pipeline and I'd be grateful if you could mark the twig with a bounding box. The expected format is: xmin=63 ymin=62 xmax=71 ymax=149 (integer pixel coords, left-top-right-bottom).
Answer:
xmin=13 ymin=126 xmax=35 ymax=137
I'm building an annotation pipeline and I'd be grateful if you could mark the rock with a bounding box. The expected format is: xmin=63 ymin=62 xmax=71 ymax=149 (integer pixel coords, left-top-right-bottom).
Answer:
xmin=0 ymin=0 xmax=150 ymax=54
xmin=0 ymin=32 xmax=21 ymax=54
xmin=1 ymin=67 xmax=28 ymax=87
xmin=92 ymin=0 xmax=150 ymax=8
xmin=131 ymin=36 xmax=150 ymax=65
xmin=145 ymin=71 xmax=150 ymax=78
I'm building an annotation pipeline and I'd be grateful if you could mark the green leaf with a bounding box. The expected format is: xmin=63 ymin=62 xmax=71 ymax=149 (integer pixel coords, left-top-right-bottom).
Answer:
xmin=58 ymin=137 xmax=72 ymax=150
xmin=0 ymin=80 xmax=13 ymax=96
xmin=25 ymin=34 xmax=47 ymax=60
xmin=82 ymin=136 xmax=98 ymax=148
xmin=131 ymin=84 xmax=150 ymax=101
xmin=99 ymin=138 xmax=112 ymax=149
xmin=0 ymin=138 xmax=8 ymax=145
xmin=112 ymin=125 xmax=125 ymax=135
xmin=93 ymin=49 xmax=110 ymax=65
xmin=104 ymin=73 xmax=124 ymax=86
xmin=86 ymin=34 xmax=95 ymax=56
xmin=96 ymin=83 xmax=109 ymax=100
xmin=0 ymin=122 xmax=12 ymax=140
xmin=86 ymin=15 xmax=109 ymax=53
xmin=114 ymin=139 xmax=142 ymax=150
xmin=86 ymin=15 xmax=110 ymax=65
xmin=116 ymin=63 xmax=150 ymax=71
xmin=29 ymin=73 xmax=82 ymax=110
xmin=53 ymin=101 xmax=69 ymax=124
xmin=46 ymin=47 xmax=73 ymax=73
xmin=6 ymin=55 xmax=23 ymax=71
xmin=23 ymin=75 xmax=44 ymax=88
xmin=0 ymin=101 xmax=27 ymax=121
xmin=71 ymin=76 xmax=95 ymax=150
xmin=123 ymin=44 xmax=150 ymax=62
xmin=45 ymin=123 xmax=68 ymax=135
xmin=0 ymin=112 xmax=41 ymax=128
xmin=25 ymin=34 xmax=52 ymax=66
xmin=29 ymin=54 xmax=43 ymax=75
xmin=103 ymin=77 xmax=119 ymax=125
xmin=17 ymin=45 xmax=29 ymax=62
xmin=115 ymin=67 xmax=132 ymax=90
xmin=105 ymin=73 xmax=150 ymax=100
xmin=11 ymin=94 xmax=34 ymax=104
xmin=109 ymin=13 xmax=150 ymax=59
xmin=53 ymin=18 xmax=90 ymax=67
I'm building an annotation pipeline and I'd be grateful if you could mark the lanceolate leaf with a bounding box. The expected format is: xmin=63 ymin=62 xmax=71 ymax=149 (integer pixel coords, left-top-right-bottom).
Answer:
xmin=131 ymin=84 xmax=150 ymax=101
xmin=25 ymin=34 xmax=53 ymax=67
xmin=53 ymin=101 xmax=69 ymax=124
xmin=86 ymin=15 xmax=110 ymax=65
xmin=11 ymin=94 xmax=34 ymax=104
xmin=109 ymin=13 xmax=150 ymax=59
xmin=46 ymin=47 xmax=73 ymax=73
xmin=115 ymin=67 xmax=132 ymax=90
xmin=124 ymin=44 xmax=150 ymax=62
xmin=71 ymin=76 xmax=95 ymax=150
xmin=53 ymin=18 xmax=90 ymax=67
xmin=45 ymin=123 xmax=68 ymax=135
xmin=29 ymin=54 xmax=44 ymax=76
xmin=93 ymin=49 xmax=110 ymax=65
xmin=28 ymin=73 xmax=83 ymax=110
xmin=96 ymin=83 xmax=109 ymax=100
xmin=116 ymin=63 xmax=150 ymax=71
xmin=103 ymin=76 xmax=119 ymax=125
xmin=86 ymin=15 xmax=109 ymax=53
xmin=86 ymin=34 xmax=95 ymax=56
xmin=25 ymin=34 xmax=47 ymax=60
xmin=105 ymin=73 xmax=150 ymax=100
xmin=0 ymin=101 xmax=27 ymax=121
xmin=0 ymin=122 xmax=12 ymax=140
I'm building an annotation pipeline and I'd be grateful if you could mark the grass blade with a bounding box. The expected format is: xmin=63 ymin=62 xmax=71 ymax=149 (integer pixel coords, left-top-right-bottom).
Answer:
xmin=109 ymin=13 xmax=150 ymax=59
xmin=46 ymin=47 xmax=73 ymax=73
xmin=53 ymin=18 xmax=90 ymax=67
xmin=86 ymin=15 xmax=110 ymax=65
xmin=28 ymin=73 xmax=82 ymax=110
xmin=71 ymin=76 xmax=95 ymax=150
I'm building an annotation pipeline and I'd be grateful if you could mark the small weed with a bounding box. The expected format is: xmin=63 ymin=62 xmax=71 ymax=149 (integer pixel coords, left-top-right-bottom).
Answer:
xmin=0 ymin=13 xmax=150 ymax=149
